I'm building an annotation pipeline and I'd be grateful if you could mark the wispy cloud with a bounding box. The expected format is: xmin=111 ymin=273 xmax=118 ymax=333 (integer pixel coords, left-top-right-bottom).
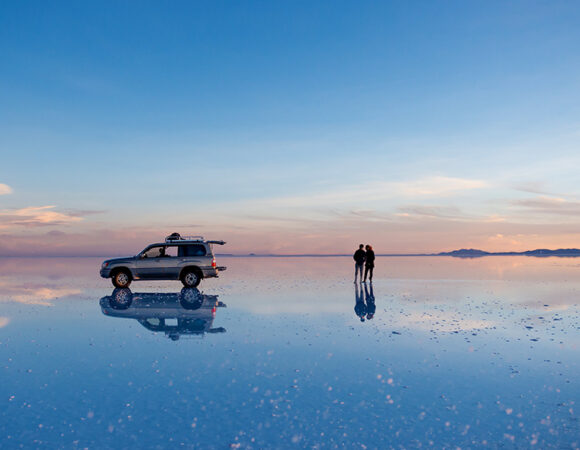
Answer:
xmin=512 ymin=181 xmax=551 ymax=195
xmin=486 ymin=233 xmax=523 ymax=246
xmin=269 ymin=176 xmax=489 ymax=208
xmin=212 ymin=177 xmax=489 ymax=217
xmin=0 ymin=183 xmax=12 ymax=195
xmin=393 ymin=176 xmax=488 ymax=196
xmin=396 ymin=205 xmax=465 ymax=220
xmin=0 ymin=206 xmax=90 ymax=228
xmin=513 ymin=196 xmax=580 ymax=216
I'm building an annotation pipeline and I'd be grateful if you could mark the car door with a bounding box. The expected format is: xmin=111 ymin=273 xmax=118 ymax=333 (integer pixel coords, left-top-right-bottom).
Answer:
xmin=134 ymin=246 xmax=166 ymax=279
xmin=157 ymin=245 xmax=180 ymax=279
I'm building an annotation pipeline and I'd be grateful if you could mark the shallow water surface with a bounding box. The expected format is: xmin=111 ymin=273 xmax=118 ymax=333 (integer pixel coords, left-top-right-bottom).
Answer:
xmin=0 ymin=256 xmax=579 ymax=448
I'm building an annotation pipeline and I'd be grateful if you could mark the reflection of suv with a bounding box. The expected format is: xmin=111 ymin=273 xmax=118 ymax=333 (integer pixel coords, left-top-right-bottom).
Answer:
xmin=99 ymin=288 xmax=227 ymax=340
xmin=100 ymin=234 xmax=227 ymax=288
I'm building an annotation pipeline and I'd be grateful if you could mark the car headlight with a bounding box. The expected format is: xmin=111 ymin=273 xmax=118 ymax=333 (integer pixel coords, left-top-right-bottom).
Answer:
xmin=102 ymin=262 xmax=109 ymax=269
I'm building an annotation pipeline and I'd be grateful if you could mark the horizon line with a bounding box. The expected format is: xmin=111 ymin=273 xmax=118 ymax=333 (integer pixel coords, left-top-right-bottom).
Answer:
xmin=1 ymin=247 xmax=580 ymax=258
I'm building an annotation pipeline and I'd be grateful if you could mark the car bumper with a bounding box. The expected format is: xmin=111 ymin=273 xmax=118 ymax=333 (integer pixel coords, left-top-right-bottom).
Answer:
xmin=100 ymin=268 xmax=111 ymax=278
xmin=201 ymin=266 xmax=227 ymax=278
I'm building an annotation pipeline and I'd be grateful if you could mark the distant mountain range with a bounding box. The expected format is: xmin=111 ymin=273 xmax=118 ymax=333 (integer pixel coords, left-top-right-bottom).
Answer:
xmin=437 ymin=248 xmax=580 ymax=258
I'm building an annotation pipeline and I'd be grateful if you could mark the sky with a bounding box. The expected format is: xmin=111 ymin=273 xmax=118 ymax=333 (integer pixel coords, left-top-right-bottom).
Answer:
xmin=1 ymin=0 xmax=580 ymax=256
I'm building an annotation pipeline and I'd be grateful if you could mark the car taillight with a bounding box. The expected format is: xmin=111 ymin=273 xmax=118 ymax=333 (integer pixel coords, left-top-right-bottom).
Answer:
xmin=212 ymin=257 xmax=216 ymax=268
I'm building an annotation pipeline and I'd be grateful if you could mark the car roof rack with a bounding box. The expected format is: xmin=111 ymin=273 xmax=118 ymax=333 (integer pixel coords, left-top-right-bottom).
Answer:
xmin=164 ymin=233 xmax=226 ymax=245
xmin=165 ymin=233 xmax=204 ymax=243
xmin=178 ymin=235 xmax=205 ymax=241
xmin=206 ymin=240 xmax=226 ymax=245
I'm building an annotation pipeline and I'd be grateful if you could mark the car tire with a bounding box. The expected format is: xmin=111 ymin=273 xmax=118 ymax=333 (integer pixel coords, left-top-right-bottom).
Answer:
xmin=180 ymin=288 xmax=203 ymax=310
xmin=109 ymin=288 xmax=133 ymax=309
xmin=112 ymin=270 xmax=132 ymax=288
xmin=181 ymin=269 xmax=201 ymax=288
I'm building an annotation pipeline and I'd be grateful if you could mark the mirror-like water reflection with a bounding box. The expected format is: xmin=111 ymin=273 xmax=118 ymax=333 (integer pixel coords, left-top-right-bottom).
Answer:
xmin=100 ymin=289 xmax=227 ymax=340
xmin=0 ymin=256 xmax=579 ymax=448
xmin=354 ymin=283 xmax=376 ymax=322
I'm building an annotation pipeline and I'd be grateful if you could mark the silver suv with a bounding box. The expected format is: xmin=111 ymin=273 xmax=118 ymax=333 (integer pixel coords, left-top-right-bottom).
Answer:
xmin=99 ymin=234 xmax=226 ymax=288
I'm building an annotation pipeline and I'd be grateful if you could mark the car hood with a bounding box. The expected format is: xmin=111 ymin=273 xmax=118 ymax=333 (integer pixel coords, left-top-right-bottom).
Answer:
xmin=102 ymin=256 xmax=136 ymax=265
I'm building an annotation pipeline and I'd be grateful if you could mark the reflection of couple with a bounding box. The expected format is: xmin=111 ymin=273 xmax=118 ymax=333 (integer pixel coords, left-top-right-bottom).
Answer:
xmin=353 ymin=244 xmax=375 ymax=283
xmin=354 ymin=282 xmax=376 ymax=322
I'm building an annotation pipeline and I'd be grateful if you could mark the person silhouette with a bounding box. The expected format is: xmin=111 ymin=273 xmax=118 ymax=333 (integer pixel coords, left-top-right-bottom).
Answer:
xmin=363 ymin=244 xmax=375 ymax=283
xmin=364 ymin=282 xmax=376 ymax=320
xmin=354 ymin=282 xmax=367 ymax=322
xmin=353 ymin=244 xmax=366 ymax=283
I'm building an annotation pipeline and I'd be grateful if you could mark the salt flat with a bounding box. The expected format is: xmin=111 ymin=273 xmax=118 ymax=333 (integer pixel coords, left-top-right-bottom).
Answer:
xmin=0 ymin=256 xmax=578 ymax=448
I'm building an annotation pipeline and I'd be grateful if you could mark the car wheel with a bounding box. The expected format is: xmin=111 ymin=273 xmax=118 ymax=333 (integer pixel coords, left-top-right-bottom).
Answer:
xmin=180 ymin=288 xmax=203 ymax=310
xmin=181 ymin=269 xmax=201 ymax=288
xmin=109 ymin=288 xmax=133 ymax=309
xmin=112 ymin=270 xmax=132 ymax=288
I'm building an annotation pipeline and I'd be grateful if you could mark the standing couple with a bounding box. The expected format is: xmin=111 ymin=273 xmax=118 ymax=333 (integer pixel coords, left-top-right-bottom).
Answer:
xmin=353 ymin=244 xmax=375 ymax=283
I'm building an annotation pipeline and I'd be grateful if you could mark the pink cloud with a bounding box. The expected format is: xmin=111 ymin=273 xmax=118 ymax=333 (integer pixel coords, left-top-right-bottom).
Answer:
xmin=0 ymin=206 xmax=102 ymax=228
xmin=0 ymin=183 xmax=12 ymax=195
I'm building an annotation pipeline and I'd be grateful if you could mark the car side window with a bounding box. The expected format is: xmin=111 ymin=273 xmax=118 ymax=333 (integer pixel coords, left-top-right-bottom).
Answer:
xmin=178 ymin=244 xmax=207 ymax=257
xmin=142 ymin=246 xmax=163 ymax=258
xmin=164 ymin=246 xmax=178 ymax=257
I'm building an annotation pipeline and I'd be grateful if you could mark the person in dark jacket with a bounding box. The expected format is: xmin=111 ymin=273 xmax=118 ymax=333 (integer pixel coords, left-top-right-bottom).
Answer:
xmin=363 ymin=244 xmax=375 ymax=282
xmin=353 ymin=244 xmax=366 ymax=283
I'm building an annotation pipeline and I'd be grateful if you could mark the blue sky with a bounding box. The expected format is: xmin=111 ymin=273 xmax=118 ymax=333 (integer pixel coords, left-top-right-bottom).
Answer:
xmin=1 ymin=1 xmax=580 ymax=255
